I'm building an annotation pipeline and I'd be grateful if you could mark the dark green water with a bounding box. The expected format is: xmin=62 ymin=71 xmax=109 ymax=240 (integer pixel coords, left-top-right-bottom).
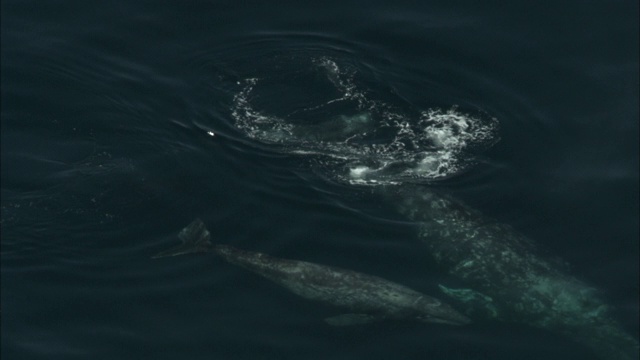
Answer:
xmin=1 ymin=1 xmax=638 ymax=359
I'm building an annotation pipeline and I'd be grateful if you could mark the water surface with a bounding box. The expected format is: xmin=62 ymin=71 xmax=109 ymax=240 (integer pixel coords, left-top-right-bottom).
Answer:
xmin=2 ymin=1 xmax=638 ymax=359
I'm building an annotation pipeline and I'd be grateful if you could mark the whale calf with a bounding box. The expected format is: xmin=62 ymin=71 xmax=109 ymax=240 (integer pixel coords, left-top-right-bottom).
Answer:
xmin=154 ymin=218 xmax=470 ymax=326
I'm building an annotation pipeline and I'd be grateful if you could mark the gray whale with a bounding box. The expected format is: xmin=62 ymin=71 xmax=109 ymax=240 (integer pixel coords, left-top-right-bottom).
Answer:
xmin=154 ymin=218 xmax=470 ymax=327
xmin=383 ymin=185 xmax=639 ymax=360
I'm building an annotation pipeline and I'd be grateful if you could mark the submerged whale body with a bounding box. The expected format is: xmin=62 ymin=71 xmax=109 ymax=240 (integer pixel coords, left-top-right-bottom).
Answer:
xmin=154 ymin=219 xmax=470 ymax=327
xmin=384 ymin=185 xmax=639 ymax=360
xmin=228 ymin=57 xmax=638 ymax=359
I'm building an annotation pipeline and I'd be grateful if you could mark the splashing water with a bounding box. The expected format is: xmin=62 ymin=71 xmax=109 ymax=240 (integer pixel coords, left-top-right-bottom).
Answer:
xmin=231 ymin=58 xmax=499 ymax=185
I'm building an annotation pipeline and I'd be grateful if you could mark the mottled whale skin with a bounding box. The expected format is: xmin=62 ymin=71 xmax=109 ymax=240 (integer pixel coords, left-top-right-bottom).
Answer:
xmin=383 ymin=185 xmax=639 ymax=360
xmin=154 ymin=218 xmax=470 ymax=327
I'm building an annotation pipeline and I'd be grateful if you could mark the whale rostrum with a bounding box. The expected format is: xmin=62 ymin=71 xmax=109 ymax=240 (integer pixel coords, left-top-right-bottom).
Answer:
xmin=154 ymin=218 xmax=470 ymax=327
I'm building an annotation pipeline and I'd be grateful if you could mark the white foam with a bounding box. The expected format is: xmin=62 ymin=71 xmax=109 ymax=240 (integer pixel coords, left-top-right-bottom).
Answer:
xmin=349 ymin=166 xmax=370 ymax=178
xmin=231 ymin=58 xmax=499 ymax=186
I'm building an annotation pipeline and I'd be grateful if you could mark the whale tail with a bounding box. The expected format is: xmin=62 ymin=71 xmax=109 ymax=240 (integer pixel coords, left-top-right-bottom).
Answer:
xmin=152 ymin=218 xmax=212 ymax=258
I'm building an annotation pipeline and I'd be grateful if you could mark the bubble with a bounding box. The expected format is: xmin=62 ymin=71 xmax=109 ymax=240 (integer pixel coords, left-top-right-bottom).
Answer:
xmin=231 ymin=58 xmax=499 ymax=185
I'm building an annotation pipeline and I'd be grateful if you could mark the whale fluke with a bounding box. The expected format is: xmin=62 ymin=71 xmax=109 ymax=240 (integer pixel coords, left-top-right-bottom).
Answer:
xmin=152 ymin=218 xmax=212 ymax=258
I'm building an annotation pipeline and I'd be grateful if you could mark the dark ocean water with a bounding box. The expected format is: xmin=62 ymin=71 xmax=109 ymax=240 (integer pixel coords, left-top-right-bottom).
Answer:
xmin=1 ymin=1 xmax=638 ymax=359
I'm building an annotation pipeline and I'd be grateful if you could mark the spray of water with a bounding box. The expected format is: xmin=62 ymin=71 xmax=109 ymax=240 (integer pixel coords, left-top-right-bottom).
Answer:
xmin=231 ymin=58 xmax=499 ymax=184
